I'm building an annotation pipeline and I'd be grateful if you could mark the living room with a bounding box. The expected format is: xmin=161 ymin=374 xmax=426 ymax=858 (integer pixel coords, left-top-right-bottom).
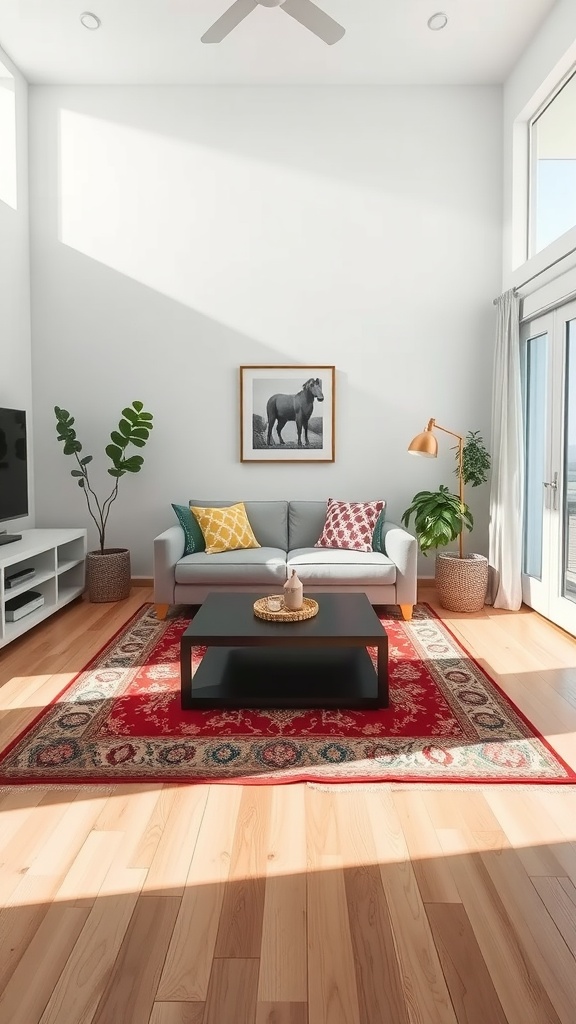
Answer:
xmin=1 ymin=1 xmax=576 ymax=1022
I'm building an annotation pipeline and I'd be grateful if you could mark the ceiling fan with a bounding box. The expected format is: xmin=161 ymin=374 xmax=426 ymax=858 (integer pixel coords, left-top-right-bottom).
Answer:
xmin=201 ymin=0 xmax=346 ymax=46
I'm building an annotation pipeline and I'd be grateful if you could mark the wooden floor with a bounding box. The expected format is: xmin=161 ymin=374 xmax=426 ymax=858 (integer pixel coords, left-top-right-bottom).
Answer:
xmin=1 ymin=587 xmax=576 ymax=1024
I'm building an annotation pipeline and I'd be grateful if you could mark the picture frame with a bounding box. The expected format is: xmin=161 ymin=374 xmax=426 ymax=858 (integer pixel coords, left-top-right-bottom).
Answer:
xmin=240 ymin=365 xmax=336 ymax=463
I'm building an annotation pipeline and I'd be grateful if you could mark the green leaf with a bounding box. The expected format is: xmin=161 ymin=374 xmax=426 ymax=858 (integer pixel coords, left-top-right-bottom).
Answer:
xmin=130 ymin=437 xmax=146 ymax=447
xmin=62 ymin=442 xmax=76 ymax=456
xmin=70 ymin=470 xmax=83 ymax=477
xmin=80 ymin=455 xmax=93 ymax=465
xmin=123 ymin=455 xmax=144 ymax=470
xmin=108 ymin=468 xmax=123 ymax=478
xmin=131 ymin=427 xmax=149 ymax=440
xmin=122 ymin=407 xmax=138 ymax=424
xmin=118 ymin=418 xmax=131 ymax=438
xmin=132 ymin=401 xmax=143 ymax=412
xmin=138 ymin=412 xmax=153 ymax=421
xmin=105 ymin=444 xmax=123 ymax=463
xmin=78 ymin=478 xmax=85 ymax=488
xmin=110 ymin=430 xmax=128 ymax=449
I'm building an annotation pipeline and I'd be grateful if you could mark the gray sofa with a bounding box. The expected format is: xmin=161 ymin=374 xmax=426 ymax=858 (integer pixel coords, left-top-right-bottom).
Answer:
xmin=153 ymin=499 xmax=417 ymax=620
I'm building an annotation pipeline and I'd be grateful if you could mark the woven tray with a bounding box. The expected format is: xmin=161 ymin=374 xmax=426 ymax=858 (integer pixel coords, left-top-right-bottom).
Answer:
xmin=253 ymin=596 xmax=319 ymax=622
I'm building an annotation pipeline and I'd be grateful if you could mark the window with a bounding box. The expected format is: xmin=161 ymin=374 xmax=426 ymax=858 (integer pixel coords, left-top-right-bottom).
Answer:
xmin=529 ymin=69 xmax=576 ymax=257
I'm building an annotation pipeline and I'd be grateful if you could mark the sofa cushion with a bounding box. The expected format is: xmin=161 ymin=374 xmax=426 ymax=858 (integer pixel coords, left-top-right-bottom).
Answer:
xmin=171 ymin=503 xmax=206 ymax=555
xmin=175 ymin=547 xmax=287 ymax=585
xmin=287 ymin=548 xmax=396 ymax=586
xmin=315 ymin=498 xmax=386 ymax=553
xmin=190 ymin=502 xmax=260 ymax=554
xmin=288 ymin=501 xmax=329 ymax=550
xmin=189 ymin=499 xmax=288 ymax=549
xmin=372 ymin=509 xmax=387 ymax=553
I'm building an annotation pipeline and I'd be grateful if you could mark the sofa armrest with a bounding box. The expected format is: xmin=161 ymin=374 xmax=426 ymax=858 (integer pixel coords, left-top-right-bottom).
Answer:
xmin=153 ymin=526 xmax=185 ymax=605
xmin=380 ymin=521 xmax=417 ymax=606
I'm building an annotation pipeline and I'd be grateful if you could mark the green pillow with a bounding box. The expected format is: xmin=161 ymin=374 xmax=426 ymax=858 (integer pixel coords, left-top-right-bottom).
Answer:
xmin=372 ymin=509 xmax=387 ymax=553
xmin=171 ymin=503 xmax=206 ymax=555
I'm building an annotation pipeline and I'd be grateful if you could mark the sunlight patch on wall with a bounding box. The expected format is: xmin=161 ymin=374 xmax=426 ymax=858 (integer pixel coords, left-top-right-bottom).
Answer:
xmin=57 ymin=108 xmax=421 ymax=361
xmin=0 ymin=62 xmax=17 ymax=210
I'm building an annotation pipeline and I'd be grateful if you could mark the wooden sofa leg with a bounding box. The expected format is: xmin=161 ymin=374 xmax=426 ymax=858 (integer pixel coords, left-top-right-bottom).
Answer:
xmin=155 ymin=604 xmax=169 ymax=620
xmin=399 ymin=604 xmax=413 ymax=621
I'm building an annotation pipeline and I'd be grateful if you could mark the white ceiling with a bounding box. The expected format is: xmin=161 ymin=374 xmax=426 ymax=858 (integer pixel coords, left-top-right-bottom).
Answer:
xmin=0 ymin=0 xmax=559 ymax=86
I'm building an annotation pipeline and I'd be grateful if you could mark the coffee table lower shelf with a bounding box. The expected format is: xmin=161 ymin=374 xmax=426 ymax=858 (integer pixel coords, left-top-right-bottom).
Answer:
xmin=181 ymin=645 xmax=382 ymax=709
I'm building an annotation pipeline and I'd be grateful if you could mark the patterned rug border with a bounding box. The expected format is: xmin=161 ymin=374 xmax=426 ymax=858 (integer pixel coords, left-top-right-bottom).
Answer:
xmin=1 ymin=601 xmax=575 ymax=787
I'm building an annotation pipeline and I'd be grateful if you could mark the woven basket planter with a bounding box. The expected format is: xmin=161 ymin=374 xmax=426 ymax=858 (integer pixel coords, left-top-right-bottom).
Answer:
xmin=86 ymin=548 xmax=131 ymax=603
xmin=435 ymin=552 xmax=488 ymax=613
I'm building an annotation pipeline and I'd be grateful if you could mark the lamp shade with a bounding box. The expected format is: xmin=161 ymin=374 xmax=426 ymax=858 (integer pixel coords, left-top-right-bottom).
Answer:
xmin=408 ymin=428 xmax=438 ymax=458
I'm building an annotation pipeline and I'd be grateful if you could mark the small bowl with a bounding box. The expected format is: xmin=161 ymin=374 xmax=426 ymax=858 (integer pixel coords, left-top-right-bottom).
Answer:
xmin=266 ymin=596 xmax=283 ymax=612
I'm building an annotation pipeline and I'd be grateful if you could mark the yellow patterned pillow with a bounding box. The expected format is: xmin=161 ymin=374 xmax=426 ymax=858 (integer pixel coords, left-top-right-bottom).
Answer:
xmin=190 ymin=502 xmax=261 ymax=554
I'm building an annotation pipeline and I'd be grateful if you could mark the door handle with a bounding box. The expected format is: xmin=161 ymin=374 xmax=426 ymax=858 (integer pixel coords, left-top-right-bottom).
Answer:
xmin=543 ymin=471 xmax=559 ymax=510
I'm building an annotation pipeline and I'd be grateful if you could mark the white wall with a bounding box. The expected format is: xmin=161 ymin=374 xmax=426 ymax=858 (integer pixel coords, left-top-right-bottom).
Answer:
xmin=0 ymin=44 xmax=33 ymax=531
xmin=28 ymin=86 xmax=502 ymax=576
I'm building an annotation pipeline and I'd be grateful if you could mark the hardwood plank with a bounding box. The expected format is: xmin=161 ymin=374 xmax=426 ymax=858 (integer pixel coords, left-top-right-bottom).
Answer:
xmin=93 ymin=784 xmax=164 ymax=866
xmin=0 ymin=904 xmax=89 ymax=1024
xmin=56 ymin=829 xmax=125 ymax=908
xmin=485 ymin=791 xmax=576 ymax=882
xmin=38 ymin=866 xmax=147 ymax=1024
xmin=532 ymin=877 xmax=576 ymax=957
xmin=306 ymin=789 xmax=361 ymax=1024
xmin=364 ymin=790 xmax=458 ymax=1024
xmin=0 ymin=790 xmax=77 ymax=903
xmin=478 ymin=838 xmax=576 ymax=1024
xmin=393 ymin=791 xmax=461 ymax=904
xmin=334 ymin=792 xmax=409 ymax=1024
xmin=436 ymin=828 xmax=562 ymax=1024
xmin=256 ymin=1003 xmax=308 ymax=1024
xmin=92 ymin=895 xmax=180 ymax=1024
xmin=426 ymin=903 xmax=508 ymax=1024
xmin=0 ymin=787 xmax=47 ymax=852
xmin=203 ymin=958 xmax=259 ymax=1024
xmin=257 ymin=784 xmax=307 ymax=1003
xmin=156 ymin=784 xmax=243 ymax=1001
xmin=0 ymin=792 xmax=110 ymax=987
xmin=214 ymin=786 xmax=270 ymax=958
xmin=148 ymin=1005 xmax=205 ymax=1024
xmin=141 ymin=784 xmax=210 ymax=896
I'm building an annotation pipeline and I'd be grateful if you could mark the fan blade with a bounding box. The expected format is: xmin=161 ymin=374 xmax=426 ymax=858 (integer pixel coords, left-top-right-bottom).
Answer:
xmin=280 ymin=0 xmax=345 ymax=44
xmin=201 ymin=0 xmax=258 ymax=43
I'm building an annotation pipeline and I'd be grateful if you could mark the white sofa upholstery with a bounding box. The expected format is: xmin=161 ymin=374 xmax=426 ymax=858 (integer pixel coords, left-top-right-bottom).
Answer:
xmin=153 ymin=499 xmax=417 ymax=620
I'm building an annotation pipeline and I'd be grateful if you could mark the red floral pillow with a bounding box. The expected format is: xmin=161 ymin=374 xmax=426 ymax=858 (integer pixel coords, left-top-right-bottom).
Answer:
xmin=315 ymin=498 xmax=386 ymax=553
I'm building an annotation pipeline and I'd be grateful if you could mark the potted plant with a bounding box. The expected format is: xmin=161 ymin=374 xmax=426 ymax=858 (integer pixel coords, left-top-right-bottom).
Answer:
xmin=54 ymin=401 xmax=154 ymax=602
xmin=401 ymin=429 xmax=491 ymax=612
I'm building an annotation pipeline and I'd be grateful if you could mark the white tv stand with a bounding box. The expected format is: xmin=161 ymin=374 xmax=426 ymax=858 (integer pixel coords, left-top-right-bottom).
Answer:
xmin=0 ymin=529 xmax=87 ymax=649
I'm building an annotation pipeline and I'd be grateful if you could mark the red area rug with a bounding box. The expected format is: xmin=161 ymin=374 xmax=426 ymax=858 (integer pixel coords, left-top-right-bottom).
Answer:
xmin=1 ymin=602 xmax=574 ymax=785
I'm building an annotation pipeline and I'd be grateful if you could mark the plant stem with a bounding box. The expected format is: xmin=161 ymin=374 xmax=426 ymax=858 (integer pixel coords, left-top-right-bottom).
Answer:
xmin=74 ymin=453 xmax=120 ymax=553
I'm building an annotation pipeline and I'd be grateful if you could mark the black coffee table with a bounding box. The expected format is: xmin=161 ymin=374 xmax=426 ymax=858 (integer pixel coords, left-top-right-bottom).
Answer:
xmin=180 ymin=592 xmax=388 ymax=710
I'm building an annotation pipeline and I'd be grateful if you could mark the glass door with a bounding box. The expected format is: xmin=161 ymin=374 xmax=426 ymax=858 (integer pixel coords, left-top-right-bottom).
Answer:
xmin=521 ymin=300 xmax=576 ymax=636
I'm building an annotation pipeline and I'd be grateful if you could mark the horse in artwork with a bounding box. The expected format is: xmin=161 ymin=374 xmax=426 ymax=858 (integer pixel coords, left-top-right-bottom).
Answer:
xmin=266 ymin=378 xmax=324 ymax=447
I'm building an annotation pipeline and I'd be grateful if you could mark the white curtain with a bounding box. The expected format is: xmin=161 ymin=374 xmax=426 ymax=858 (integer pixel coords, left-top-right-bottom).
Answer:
xmin=488 ymin=289 xmax=523 ymax=609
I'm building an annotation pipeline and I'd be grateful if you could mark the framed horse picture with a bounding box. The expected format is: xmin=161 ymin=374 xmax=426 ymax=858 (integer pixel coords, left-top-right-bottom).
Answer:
xmin=240 ymin=365 xmax=336 ymax=462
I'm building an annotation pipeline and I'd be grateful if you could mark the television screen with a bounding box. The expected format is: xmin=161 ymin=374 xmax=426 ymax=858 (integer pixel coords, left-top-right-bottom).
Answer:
xmin=0 ymin=408 xmax=29 ymax=523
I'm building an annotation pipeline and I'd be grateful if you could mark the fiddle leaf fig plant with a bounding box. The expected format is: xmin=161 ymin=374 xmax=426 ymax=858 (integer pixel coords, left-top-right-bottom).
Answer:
xmin=401 ymin=431 xmax=490 ymax=557
xmin=54 ymin=401 xmax=154 ymax=554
